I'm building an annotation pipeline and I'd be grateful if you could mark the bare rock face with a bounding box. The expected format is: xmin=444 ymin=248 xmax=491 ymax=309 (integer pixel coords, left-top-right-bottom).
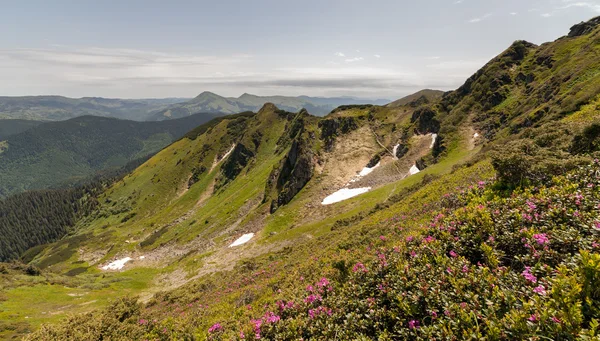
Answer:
xmin=568 ymin=16 xmax=600 ymax=38
xmin=411 ymin=107 xmax=440 ymax=135
xmin=215 ymin=143 xmax=254 ymax=190
xmin=267 ymin=137 xmax=314 ymax=213
xmin=318 ymin=117 xmax=359 ymax=151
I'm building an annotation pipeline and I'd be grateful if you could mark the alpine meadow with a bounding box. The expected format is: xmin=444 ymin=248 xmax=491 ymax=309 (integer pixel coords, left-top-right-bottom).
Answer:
xmin=0 ymin=2 xmax=599 ymax=341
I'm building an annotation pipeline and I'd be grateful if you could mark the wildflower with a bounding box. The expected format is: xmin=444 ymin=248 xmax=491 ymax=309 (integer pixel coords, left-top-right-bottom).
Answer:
xmin=208 ymin=323 xmax=223 ymax=333
xmin=462 ymin=265 xmax=469 ymax=273
xmin=410 ymin=251 xmax=417 ymax=258
xmin=240 ymin=330 xmax=245 ymax=339
xmin=352 ymin=262 xmax=367 ymax=272
xmin=528 ymin=314 xmax=538 ymax=322
xmin=522 ymin=267 xmax=537 ymax=283
xmin=593 ymin=221 xmax=600 ymax=231
xmin=408 ymin=320 xmax=420 ymax=329
xmin=304 ymin=294 xmax=321 ymax=304
xmin=533 ymin=233 xmax=549 ymax=245
xmin=533 ymin=285 xmax=546 ymax=296
xmin=379 ymin=235 xmax=386 ymax=241
xmin=430 ymin=311 xmax=438 ymax=319
xmin=264 ymin=311 xmax=280 ymax=324
xmin=138 ymin=319 xmax=148 ymax=325
xmin=449 ymin=250 xmax=458 ymax=258
xmin=317 ymin=277 xmax=330 ymax=288
xmin=306 ymin=285 xmax=314 ymax=292
xmin=406 ymin=236 xmax=414 ymax=242
xmin=552 ymin=316 xmax=562 ymax=324
xmin=423 ymin=235 xmax=435 ymax=243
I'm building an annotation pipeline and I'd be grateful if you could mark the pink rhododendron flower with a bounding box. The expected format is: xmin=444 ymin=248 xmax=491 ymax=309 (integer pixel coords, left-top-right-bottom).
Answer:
xmin=522 ymin=267 xmax=537 ymax=283
xmin=408 ymin=320 xmax=420 ymax=329
xmin=449 ymin=250 xmax=458 ymax=258
xmin=353 ymin=262 xmax=367 ymax=272
xmin=533 ymin=233 xmax=549 ymax=245
xmin=208 ymin=323 xmax=223 ymax=333
xmin=533 ymin=285 xmax=546 ymax=295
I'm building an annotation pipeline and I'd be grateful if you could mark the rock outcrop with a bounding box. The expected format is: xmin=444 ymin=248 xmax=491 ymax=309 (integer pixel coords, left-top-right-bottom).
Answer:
xmin=568 ymin=16 xmax=600 ymax=37
xmin=266 ymin=137 xmax=314 ymax=213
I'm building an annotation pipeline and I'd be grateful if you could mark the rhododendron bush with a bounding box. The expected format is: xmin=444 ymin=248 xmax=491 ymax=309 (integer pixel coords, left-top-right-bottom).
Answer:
xmin=217 ymin=162 xmax=600 ymax=340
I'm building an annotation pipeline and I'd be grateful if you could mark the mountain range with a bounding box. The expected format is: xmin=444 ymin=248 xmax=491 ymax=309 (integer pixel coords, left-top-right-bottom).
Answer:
xmin=0 ymin=93 xmax=391 ymax=122
xmin=0 ymin=96 xmax=189 ymax=121
xmin=0 ymin=16 xmax=599 ymax=341
xmin=150 ymin=92 xmax=391 ymax=119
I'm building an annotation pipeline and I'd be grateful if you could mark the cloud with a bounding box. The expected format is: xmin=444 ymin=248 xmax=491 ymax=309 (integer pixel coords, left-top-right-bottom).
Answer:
xmin=510 ymin=12 xmax=518 ymax=15
xmin=468 ymin=13 xmax=492 ymax=23
xmin=560 ymin=0 xmax=600 ymax=12
xmin=334 ymin=52 xmax=345 ymax=57
xmin=374 ymin=54 xmax=381 ymax=58
xmin=539 ymin=0 xmax=600 ymax=18
xmin=454 ymin=0 xmax=464 ymax=4
xmin=0 ymin=45 xmax=471 ymax=98
xmin=345 ymin=57 xmax=364 ymax=62
xmin=426 ymin=56 xmax=441 ymax=60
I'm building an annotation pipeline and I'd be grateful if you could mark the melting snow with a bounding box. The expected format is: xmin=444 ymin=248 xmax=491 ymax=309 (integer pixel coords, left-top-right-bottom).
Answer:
xmin=392 ymin=144 xmax=400 ymax=159
xmin=221 ymin=144 xmax=235 ymax=160
xmin=101 ymin=257 xmax=132 ymax=270
xmin=322 ymin=187 xmax=372 ymax=205
xmin=430 ymin=134 xmax=438 ymax=149
xmin=409 ymin=165 xmax=420 ymax=175
xmin=473 ymin=132 xmax=480 ymax=139
xmin=229 ymin=233 xmax=254 ymax=247
xmin=359 ymin=162 xmax=380 ymax=176
xmin=139 ymin=256 xmax=145 ymax=260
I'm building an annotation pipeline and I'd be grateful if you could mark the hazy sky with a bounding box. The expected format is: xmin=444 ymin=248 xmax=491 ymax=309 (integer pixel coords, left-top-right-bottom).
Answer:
xmin=0 ymin=0 xmax=598 ymax=99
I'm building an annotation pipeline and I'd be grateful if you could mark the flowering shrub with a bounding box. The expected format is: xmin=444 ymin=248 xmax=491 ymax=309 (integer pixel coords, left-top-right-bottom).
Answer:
xmin=227 ymin=162 xmax=600 ymax=339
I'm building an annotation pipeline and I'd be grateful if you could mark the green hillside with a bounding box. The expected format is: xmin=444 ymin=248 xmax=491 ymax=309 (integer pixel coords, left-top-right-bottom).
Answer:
xmin=386 ymin=89 xmax=445 ymax=108
xmin=0 ymin=96 xmax=188 ymax=121
xmin=0 ymin=113 xmax=224 ymax=198
xmin=0 ymin=17 xmax=599 ymax=341
xmin=0 ymin=119 xmax=44 ymax=140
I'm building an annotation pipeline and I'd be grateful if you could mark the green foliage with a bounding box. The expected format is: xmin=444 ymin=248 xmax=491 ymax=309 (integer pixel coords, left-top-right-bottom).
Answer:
xmin=0 ymin=113 xmax=222 ymax=198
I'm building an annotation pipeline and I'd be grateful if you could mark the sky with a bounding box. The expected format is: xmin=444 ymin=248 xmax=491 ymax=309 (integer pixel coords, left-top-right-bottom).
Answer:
xmin=0 ymin=0 xmax=598 ymax=100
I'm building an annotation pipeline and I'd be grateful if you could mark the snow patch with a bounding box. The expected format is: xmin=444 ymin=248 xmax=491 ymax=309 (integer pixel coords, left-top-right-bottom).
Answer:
xmin=229 ymin=233 xmax=254 ymax=247
xmin=473 ymin=132 xmax=480 ymax=139
xmin=409 ymin=164 xmax=420 ymax=175
xmin=392 ymin=144 xmax=400 ymax=159
xmin=359 ymin=162 xmax=380 ymax=177
xmin=101 ymin=257 xmax=132 ymax=270
xmin=430 ymin=134 xmax=438 ymax=149
xmin=221 ymin=144 xmax=235 ymax=161
xmin=211 ymin=144 xmax=236 ymax=171
xmin=322 ymin=187 xmax=372 ymax=205
xmin=139 ymin=256 xmax=145 ymax=260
